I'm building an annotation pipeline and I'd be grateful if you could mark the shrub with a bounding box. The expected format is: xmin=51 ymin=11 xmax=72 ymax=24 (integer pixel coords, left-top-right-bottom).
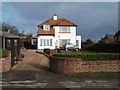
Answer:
xmin=24 ymin=41 xmax=31 ymax=49
xmin=19 ymin=53 xmax=24 ymax=58
xmin=84 ymin=43 xmax=120 ymax=53
xmin=0 ymin=49 xmax=8 ymax=58
xmin=53 ymin=52 xmax=119 ymax=61
xmin=44 ymin=48 xmax=50 ymax=55
xmin=20 ymin=42 xmax=24 ymax=48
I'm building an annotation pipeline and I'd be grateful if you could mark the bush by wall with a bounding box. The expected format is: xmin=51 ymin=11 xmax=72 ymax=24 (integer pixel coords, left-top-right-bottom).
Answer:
xmin=0 ymin=49 xmax=8 ymax=58
xmin=53 ymin=52 xmax=119 ymax=61
xmin=44 ymin=48 xmax=50 ymax=55
xmin=24 ymin=41 xmax=31 ymax=49
xmin=84 ymin=43 xmax=120 ymax=53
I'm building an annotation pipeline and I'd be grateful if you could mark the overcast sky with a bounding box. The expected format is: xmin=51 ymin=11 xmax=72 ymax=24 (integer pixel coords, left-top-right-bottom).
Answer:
xmin=2 ymin=2 xmax=118 ymax=41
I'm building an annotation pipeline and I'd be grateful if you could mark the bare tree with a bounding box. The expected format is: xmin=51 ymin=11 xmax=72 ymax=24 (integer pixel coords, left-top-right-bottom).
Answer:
xmin=2 ymin=22 xmax=19 ymax=35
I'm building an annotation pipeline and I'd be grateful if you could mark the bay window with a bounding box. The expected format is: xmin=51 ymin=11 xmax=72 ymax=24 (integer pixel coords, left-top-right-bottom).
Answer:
xmin=40 ymin=39 xmax=53 ymax=46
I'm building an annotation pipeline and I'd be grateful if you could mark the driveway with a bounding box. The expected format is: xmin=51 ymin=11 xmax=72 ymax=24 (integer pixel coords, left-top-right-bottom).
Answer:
xmin=2 ymin=49 xmax=119 ymax=89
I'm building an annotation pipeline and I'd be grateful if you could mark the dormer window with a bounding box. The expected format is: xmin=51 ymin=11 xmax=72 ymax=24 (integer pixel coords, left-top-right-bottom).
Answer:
xmin=43 ymin=24 xmax=50 ymax=31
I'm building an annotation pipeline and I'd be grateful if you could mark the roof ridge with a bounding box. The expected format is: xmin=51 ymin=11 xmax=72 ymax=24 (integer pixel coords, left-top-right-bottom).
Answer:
xmin=38 ymin=17 xmax=77 ymax=26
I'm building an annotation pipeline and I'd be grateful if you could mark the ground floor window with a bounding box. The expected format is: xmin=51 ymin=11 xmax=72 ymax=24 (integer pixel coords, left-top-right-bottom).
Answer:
xmin=33 ymin=39 xmax=37 ymax=45
xmin=40 ymin=39 xmax=52 ymax=46
xmin=59 ymin=39 xmax=70 ymax=46
xmin=76 ymin=40 xmax=79 ymax=46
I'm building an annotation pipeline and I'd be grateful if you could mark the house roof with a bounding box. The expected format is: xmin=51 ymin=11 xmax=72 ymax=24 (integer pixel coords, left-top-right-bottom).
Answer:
xmin=37 ymin=18 xmax=77 ymax=35
xmin=37 ymin=27 xmax=55 ymax=35
xmin=103 ymin=34 xmax=114 ymax=39
xmin=33 ymin=36 xmax=38 ymax=39
xmin=0 ymin=31 xmax=20 ymax=38
xmin=39 ymin=18 xmax=77 ymax=26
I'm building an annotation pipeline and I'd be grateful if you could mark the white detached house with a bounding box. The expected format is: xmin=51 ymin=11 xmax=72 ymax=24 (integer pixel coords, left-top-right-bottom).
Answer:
xmin=32 ymin=14 xmax=81 ymax=50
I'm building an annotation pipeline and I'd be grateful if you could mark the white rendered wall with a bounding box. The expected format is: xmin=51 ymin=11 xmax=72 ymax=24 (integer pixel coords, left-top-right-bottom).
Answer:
xmin=54 ymin=26 xmax=77 ymax=48
xmin=37 ymin=26 xmax=81 ymax=49
xmin=37 ymin=36 xmax=55 ymax=49
xmin=76 ymin=35 xmax=81 ymax=49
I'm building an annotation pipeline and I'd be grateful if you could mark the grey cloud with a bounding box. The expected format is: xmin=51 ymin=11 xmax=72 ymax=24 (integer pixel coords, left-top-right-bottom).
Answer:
xmin=3 ymin=2 xmax=118 ymax=41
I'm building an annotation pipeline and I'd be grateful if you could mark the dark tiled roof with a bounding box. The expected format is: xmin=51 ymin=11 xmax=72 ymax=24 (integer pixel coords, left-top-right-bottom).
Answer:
xmin=33 ymin=36 xmax=38 ymax=39
xmin=0 ymin=31 xmax=20 ymax=38
xmin=104 ymin=34 xmax=114 ymax=39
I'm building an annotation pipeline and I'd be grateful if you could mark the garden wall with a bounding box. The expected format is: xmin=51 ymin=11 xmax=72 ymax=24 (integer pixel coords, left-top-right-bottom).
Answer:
xmin=49 ymin=56 xmax=120 ymax=74
xmin=0 ymin=52 xmax=11 ymax=72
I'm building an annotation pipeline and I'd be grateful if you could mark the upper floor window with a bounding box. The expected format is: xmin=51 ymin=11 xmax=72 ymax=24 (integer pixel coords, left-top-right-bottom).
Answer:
xmin=43 ymin=24 xmax=50 ymax=31
xmin=59 ymin=26 xmax=70 ymax=32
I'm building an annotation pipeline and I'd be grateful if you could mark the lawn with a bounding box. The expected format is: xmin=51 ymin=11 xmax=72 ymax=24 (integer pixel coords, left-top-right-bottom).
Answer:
xmin=66 ymin=72 xmax=120 ymax=79
xmin=53 ymin=50 xmax=119 ymax=61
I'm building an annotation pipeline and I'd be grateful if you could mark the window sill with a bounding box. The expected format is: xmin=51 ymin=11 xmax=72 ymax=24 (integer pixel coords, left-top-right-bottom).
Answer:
xmin=58 ymin=32 xmax=71 ymax=33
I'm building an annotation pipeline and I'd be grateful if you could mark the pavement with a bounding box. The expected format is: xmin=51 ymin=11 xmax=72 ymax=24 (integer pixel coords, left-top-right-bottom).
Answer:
xmin=1 ymin=49 xmax=119 ymax=89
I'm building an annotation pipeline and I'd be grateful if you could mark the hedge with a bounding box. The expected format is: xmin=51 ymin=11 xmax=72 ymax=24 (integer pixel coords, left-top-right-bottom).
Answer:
xmin=53 ymin=52 xmax=119 ymax=61
xmin=44 ymin=48 xmax=50 ymax=55
xmin=84 ymin=43 xmax=120 ymax=53
xmin=0 ymin=49 xmax=8 ymax=58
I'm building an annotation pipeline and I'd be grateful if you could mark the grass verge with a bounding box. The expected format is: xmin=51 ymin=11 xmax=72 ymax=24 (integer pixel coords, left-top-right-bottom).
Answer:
xmin=66 ymin=72 xmax=120 ymax=79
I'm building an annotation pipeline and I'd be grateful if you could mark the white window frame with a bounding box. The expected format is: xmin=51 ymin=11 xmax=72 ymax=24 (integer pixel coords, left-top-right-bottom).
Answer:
xmin=14 ymin=40 xmax=17 ymax=46
xmin=76 ymin=40 xmax=79 ymax=46
xmin=40 ymin=39 xmax=43 ymax=46
xmin=43 ymin=24 xmax=50 ymax=31
xmin=50 ymin=39 xmax=52 ymax=46
xmin=40 ymin=39 xmax=53 ymax=46
xmin=59 ymin=26 xmax=70 ymax=32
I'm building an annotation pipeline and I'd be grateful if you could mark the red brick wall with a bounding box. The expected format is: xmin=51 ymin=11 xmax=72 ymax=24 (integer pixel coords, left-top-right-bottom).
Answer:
xmin=0 ymin=52 xmax=11 ymax=72
xmin=49 ymin=56 xmax=120 ymax=74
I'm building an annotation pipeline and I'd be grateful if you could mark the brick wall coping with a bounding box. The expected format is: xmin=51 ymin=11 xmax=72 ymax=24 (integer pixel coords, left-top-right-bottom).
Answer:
xmin=49 ymin=56 xmax=119 ymax=62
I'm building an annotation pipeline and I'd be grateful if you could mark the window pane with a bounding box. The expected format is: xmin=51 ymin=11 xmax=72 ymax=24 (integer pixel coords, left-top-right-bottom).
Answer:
xmin=7 ymin=39 xmax=11 ymax=48
xmin=47 ymin=39 xmax=49 ymax=46
xmin=76 ymin=40 xmax=79 ymax=46
xmin=50 ymin=39 xmax=52 ymax=46
xmin=44 ymin=39 xmax=46 ymax=46
xmin=59 ymin=26 xmax=70 ymax=32
xmin=14 ymin=40 xmax=17 ymax=46
xmin=40 ymin=39 xmax=42 ymax=46
xmin=44 ymin=25 xmax=50 ymax=30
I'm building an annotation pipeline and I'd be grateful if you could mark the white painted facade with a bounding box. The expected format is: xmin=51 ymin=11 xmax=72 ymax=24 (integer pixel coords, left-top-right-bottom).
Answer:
xmin=38 ymin=36 xmax=55 ymax=49
xmin=37 ymin=26 xmax=81 ymax=50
